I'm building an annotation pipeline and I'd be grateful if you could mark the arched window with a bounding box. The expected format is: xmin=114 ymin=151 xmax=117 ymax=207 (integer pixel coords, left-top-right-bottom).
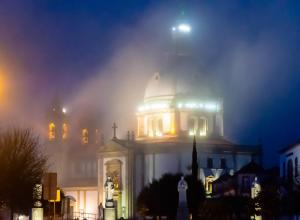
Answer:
xmin=157 ymin=118 xmax=163 ymax=136
xmin=295 ymin=157 xmax=298 ymax=177
xmin=148 ymin=117 xmax=164 ymax=137
xmin=220 ymin=158 xmax=226 ymax=169
xmin=48 ymin=122 xmax=55 ymax=140
xmin=148 ymin=118 xmax=154 ymax=137
xmin=82 ymin=128 xmax=88 ymax=144
xmin=205 ymin=176 xmax=215 ymax=194
xmin=282 ymin=161 xmax=286 ymax=179
xmin=199 ymin=118 xmax=207 ymax=136
xmin=287 ymin=159 xmax=293 ymax=183
xmin=62 ymin=123 xmax=68 ymax=140
xmin=95 ymin=129 xmax=100 ymax=144
xmin=188 ymin=116 xmax=198 ymax=136
xmin=207 ymin=158 xmax=213 ymax=169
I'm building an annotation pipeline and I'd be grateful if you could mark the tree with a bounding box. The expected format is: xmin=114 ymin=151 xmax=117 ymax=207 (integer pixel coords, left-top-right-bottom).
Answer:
xmin=137 ymin=173 xmax=181 ymax=219
xmin=190 ymin=136 xmax=202 ymax=219
xmin=185 ymin=175 xmax=205 ymax=218
xmin=0 ymin=128 xmax=47 ymax=220
xmin=137 ymin=173 xmax=205 ymax=219
xmin=192 ymin=136 xmax=198 ymax=180
xmin=255 ymin=186 xmax=280 ymax=218
xmin=200 ymin=196 xmax=255 ymax=220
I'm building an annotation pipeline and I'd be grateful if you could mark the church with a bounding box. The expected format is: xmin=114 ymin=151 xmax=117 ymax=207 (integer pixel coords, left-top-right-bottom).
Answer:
xmin=45 ymin=21 xmax=261 ymax=219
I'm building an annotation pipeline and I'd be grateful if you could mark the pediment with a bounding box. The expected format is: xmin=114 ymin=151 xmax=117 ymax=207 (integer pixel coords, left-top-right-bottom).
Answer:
xmin=98 ymin=139 xmax=128 ymax=155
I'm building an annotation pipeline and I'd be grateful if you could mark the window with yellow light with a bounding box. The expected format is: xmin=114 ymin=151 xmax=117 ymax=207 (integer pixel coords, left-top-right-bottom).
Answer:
xmin=62 ymin=123 xmax=68 ymax=140
xmin=48 ymin=123 xmax=55 ymax=140
xmin=82 ymin=128 xmax=88 ymax=144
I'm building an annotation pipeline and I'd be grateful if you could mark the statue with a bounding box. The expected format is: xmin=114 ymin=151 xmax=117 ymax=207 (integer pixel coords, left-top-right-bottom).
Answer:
xmin=178 ymin=176 xmax=188 ymax=203
xmin=251 ymin=177 xmax=261 ymax=199
xmin=176 ymin=176 xmax=189 ymax=220
xmin=251 ymin=177 xmax=262 ymax=220
xmin=104 ymin=176 xmax=115 ymax=208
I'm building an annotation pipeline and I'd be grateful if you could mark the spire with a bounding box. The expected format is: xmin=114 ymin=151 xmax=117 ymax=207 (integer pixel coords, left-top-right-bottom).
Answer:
xmin=192 ymin=135 xmax=198 ymax=180
xmin=176 ymin=0 xmax=188 ymax=21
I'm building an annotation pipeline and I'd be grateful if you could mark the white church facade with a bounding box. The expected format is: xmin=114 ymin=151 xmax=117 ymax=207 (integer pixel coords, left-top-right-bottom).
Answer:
xmin=44 ymin=22 xmax=261 ymax=219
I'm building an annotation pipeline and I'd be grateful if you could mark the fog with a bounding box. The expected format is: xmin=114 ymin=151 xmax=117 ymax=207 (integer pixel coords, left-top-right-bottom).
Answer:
xmin=0 ymin=1 xmax=299 ymax=167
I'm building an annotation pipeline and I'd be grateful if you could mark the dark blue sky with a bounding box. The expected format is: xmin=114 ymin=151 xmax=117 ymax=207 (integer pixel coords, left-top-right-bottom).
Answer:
xmin=0 ymin=0 xmax=300 ymax=167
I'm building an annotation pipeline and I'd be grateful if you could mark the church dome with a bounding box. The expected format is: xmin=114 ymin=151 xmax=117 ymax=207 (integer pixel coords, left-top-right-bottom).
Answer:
xmin=144 ymin=71 xmax=207 ymax=102
xmin=144 ymin=72 xmax=176 ymax=101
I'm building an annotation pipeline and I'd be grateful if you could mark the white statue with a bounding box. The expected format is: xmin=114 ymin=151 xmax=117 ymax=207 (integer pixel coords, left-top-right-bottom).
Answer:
xmin=177 ymin=176 xmax=189 ymax=220
xmin=104 ymin=176 xmax=115 ymax=208
xmin=178 ymin=176 xmax=188 ymax=203
xmin=251 ymin=176 xmax=261 ymax=199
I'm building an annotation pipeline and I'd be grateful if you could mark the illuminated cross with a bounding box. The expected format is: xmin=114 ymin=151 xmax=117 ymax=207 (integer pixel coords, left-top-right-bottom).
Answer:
xmin=112 ymin=123 xmax=118 ymax=139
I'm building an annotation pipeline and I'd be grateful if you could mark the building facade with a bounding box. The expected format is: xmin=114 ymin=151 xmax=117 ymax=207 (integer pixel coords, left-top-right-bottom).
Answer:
xmin=45 ymin=98 xmax=101 ymax=217
xmin=45 ymin=22 xmax=262 ymax=219
xmin=96 ymin=22 xmax=261 ymax=218
xmin=279 ymin=142 xmax=300 ymax=188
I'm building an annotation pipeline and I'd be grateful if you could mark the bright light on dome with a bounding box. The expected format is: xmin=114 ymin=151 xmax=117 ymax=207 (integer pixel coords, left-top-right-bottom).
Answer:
xmin=138 ymin=100 xmax=221 ymax=112
xmin=189 ymin=130 xmax=195 ymax=136
xmin=178 ymin=24 xmax=191 ymax=33
xmin=62 ymin=107 xmax=67 ymax=114
xmin=177 ymin=101 xmax=220 ymax=112
xmin=138 ymin=102 xmax=170 ymax=112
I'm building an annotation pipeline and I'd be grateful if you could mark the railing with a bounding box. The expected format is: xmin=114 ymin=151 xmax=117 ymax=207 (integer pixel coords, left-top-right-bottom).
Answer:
xmin=72 ymin=211 xmax=97 ymax=220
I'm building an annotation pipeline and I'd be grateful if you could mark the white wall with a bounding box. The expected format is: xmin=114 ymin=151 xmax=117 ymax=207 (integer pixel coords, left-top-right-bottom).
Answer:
xmin=64 ymin=189 xmax=98 ymax=216
xmin=280 ymin=144 xmax=300 ymax=181
xmin=154 ymin=153 xmax=179 ymax=179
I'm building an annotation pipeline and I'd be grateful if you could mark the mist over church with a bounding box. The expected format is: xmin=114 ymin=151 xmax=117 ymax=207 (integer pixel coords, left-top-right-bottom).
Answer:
xmin=45 ymin=20 xmax=261 ymax=219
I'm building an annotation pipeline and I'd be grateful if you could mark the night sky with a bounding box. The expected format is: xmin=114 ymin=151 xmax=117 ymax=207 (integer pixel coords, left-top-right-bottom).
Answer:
xmin=0 ymin=0 xmax=300 ymax=167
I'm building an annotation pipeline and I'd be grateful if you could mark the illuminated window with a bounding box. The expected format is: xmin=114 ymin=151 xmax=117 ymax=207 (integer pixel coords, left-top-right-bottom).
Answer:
xmin=148 ymin=118 xmax=154 ymax=137
xmin=48 ymin=123 xmax=55 ymax=140
xmin=62 ymin=123 xmax=68 ymax=140
xmin=188 ymin=116 xmax=198 ymax=136
xmin=205 ymin=176 xmax=215 ymax=194
xmin=199 ymin=118 xmax=207 ymax=136
xmin=82 ymin=128 xmax=88 ymax=144
xmin=157 ymin=118 xmax=163 ymax=136
xmin=148 ymin=117 xmax=164 ymax=137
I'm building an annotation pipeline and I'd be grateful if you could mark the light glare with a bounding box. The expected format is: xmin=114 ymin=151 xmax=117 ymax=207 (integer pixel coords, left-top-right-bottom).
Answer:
xmin=178 ymin=24 xmax=191 ymax=33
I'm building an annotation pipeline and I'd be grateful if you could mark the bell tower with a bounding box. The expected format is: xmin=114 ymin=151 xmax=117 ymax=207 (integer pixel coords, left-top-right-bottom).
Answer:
xmin=47 ymin=96 xmax=68 ymax=142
